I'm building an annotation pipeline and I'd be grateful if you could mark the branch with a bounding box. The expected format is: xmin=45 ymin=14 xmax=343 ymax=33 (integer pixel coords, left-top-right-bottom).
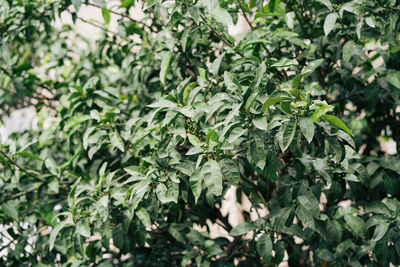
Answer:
xmin=86 ymin=2 xmax=148 ymax=27
xmin=0 ymin=150 xmax=46 ymax=183
xmin=199 ymin=14 xmax=244 ymax=57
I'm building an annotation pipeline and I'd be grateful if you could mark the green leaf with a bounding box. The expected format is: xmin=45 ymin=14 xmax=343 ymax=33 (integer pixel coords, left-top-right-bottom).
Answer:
xmin=256 ymin=233 xmax=272 ymax=264
xmin=261 ymin=97 xmax=291 ymax=111
xmin=209 ymin=6 xmax=233 ymax=26
xmin=281 ymin=120 xmax=297 ymax=152
xmin=202 ymin=160 xmax=223 ymax=196
xmin=342 ymin=41 xmax=355 ymax=63
xmin=119 ymin=0 xmax=134 ymax=8
xmin=209 ymin=52 xmax=225 ymax=76
xmin=187 ymin=133 xmax=202 ymax=148
xmin=344 ymin=214 xmax=365 ymax=238
xmin=16 ymin=151 xmax=44 ymax=161
xmin=2 ymin=202 xmax=18 ymax=220
xmin=136 ymin=208 xmax=152 ymax=227
xmin=72 ymin=0 xmax=81 ymax=11
xmin=102 ymin=8 xmax=110 ymax=24
xmin=250 ymin=132 xmax=266 ymax=170
xmin=45 ymin=158 xmax=58 ymax=175
xmin=229 ymin=222 xmax=256 ymax=236
xmin=109 ymin=132 xmax=125 ymax=152
xmin=316 ymin=0 xmax=333 ymax=10
xmin=156 ymin=183 xmax=170 ymax=203
xmin=322 ymin=114 xmax=353 ymax=136
xmin=324 ymin=13 xmax=338 ymax=36
xmin=298 ymin=191 xmax=320 ymax=218
xmin=220 ymin=159 xmax=240 ymax=186
xmin=64 ymin=114 xmax=92 ymax=130
xmin=160 ymin=51 xmax=172 ymax=85
xmin=75 ymin=220 xmax=91 ymax=238
xmin=299 ymin=118 xmax=314 ymax=143
xmin=296 ymin=205 xmax=315 ymax=229
xmin=387 ymin=71 xmax=400 ymax=89
xmin=372 ymin=223 xmax=389 ymax=242
xmin=224 ymin=71 xmax=241 ymax=93
xmin=50 ymin=218 xmax=73 ymax=251
xmin=190 ymin=169 xmax=203 ymax=204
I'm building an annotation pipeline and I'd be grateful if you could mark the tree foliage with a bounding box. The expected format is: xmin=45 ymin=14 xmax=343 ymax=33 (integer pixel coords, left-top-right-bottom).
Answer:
xmin=0 ymin=0 xmax=400 ymax=266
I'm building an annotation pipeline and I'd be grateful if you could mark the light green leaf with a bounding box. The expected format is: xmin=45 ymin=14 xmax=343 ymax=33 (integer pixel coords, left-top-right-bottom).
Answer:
xmin=2 ymin=202 xmax=18 ymax=220
xmin=119 ymin=0 xmax=134 ymax=8
xmin=189 ymin=169 xmax=203 ymax=203
xmin=229 ymin=222 xmax=256 ymax=236
xmin=299 ymin=118 xmax=314 ymax=143
xmin=202 ymin=160 xmax=223 ymax=196
xmin=285 ymin=11 xmax=295 ymax=29
xmin=224 ymin=71 xmax=241 ymax=93
xmin=45 ymin=158 xmax=58 ymax=175
xmin=209 ymin=6 xmax=233 ymax=26
xmin=109 ymin=132 xmax=125 ymax=152
xmin=261 ymin=97 xmax=291 ymax=111
xmin=102 ymin=8 xmax=110 ymax=24
xmin=365 ymin=16 xmax=375 ymax=28
xmin=220 ymin=159 xmax=240 ymax=186
xmin=387 ymin=71 xmax=400 ymax=89
xmin=316 ymin=0 xmax=333 ymax=10
xmin=64 ymin=114 xmax=92 ymax=130
xmin=322 ymin=114 xmax=353 ymax=136
xmin=209 ymin=52 xmax=225 ymax=76
xmin=187 ymin=133 xmax=202 ymax=148
xmin=372 ymin=223 xmax=389 ymax=242
xmin=324 ymin=13 xmax=338 ymax=36
xmin=50 ymin=218 xmax=73 ymax=251
xmin=256 ymin=233 xmax=272 ymax=264
xmin=342 ymin=41 xmax=355 ymax=63
xmin=76 ymin=220 xmax=91 ymax=238
xmin=160 ymin=51 xmax=172 ymax=85
xmin=136 ymin=208 xmax=152 ymax=227
xmin=72 ymin=0 xmax=81 ymax=11
xmin=156 ymin=183 xmax=170 ymax=203
xmin=16 ymin=151 xmax=44 ymax=161
xmin=281 ymin=120 xmax=297 ymax=152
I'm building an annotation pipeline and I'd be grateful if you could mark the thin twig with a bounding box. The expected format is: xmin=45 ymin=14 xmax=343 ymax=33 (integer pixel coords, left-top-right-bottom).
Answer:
xmin=86 ymin=2 xmax=148 ymax=27
xmin=199 ymin=14 xmax=244 ymax=57
xmin=0 ymin=150 xmax=46 ymax=183
xmin=237 ymin=0 xmax=272 ymax=58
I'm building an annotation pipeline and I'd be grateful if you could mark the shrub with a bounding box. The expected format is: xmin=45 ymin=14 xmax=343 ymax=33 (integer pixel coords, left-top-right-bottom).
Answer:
xmin=0 ymin=0 xmax=400 ymax=266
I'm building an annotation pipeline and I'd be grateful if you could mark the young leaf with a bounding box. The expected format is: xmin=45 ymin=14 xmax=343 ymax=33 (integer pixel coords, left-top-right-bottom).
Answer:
xmin=119 ymin=0 xmax=134 ymax=8
xmin=322 ymin=114 xmax=353 ymax=136
xmin=202 ymin=160 xmax=223 ymax=196
xmin=256 ymin=233 xmax=272 ymax=264
xmin=102 ymin=8 xmax=110 ymax=24
xmin=324 ymin=13 xmax=338 ymax=36
xmin=261 ymin=97 xmax=291 ymax=111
